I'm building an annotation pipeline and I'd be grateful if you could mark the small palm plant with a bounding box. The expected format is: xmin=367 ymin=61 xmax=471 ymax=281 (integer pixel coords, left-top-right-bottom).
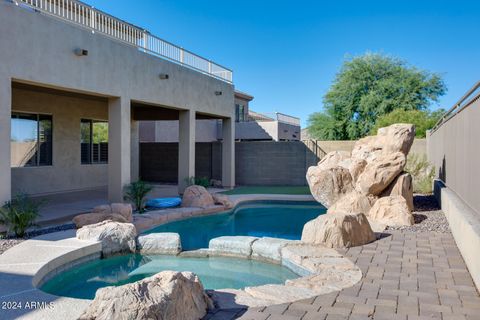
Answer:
xmin=124 ymin=180 xmax=153 ymax=213
xmin=0 ymin=193 xmax=42 ymax=238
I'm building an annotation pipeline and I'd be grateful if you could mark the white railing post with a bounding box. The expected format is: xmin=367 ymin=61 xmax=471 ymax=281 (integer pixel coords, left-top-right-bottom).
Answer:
xmin=142 ymin=31 xmax=148 ymax=53
xmin=91 ymin=8 xmax=96 ymax=32
xmin=208 ymin=61 xmax=212 ymax=74
xmin=180 ymin=48 xmax=184 ymax=64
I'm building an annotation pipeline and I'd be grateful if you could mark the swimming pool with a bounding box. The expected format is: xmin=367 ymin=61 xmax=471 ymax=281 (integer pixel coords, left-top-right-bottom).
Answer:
xmin=41 ymin=254 xmax=299 ymax=299
xmin=145 ymin=200 xmax=326 ymax=250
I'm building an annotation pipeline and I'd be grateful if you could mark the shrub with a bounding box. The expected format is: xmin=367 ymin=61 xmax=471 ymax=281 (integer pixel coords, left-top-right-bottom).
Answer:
xmin=124 ymin=180 xmax=153 ymax=213
xmin=405 ymin=153 xmax=435 ymax=194
xmin=0 ymin=193 xmax=42 ymax=238
xmin=184 ymin=176 xmax=211 ymax=188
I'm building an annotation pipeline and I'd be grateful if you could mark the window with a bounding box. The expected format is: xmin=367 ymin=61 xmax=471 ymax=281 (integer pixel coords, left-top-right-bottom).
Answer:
xmin=235 ymin=104 xmax=245 ymax=122
xmin=81 ymin=119 xmax=108 ymax=164
xmin=11 ymin=113 xmax=52 ymax=167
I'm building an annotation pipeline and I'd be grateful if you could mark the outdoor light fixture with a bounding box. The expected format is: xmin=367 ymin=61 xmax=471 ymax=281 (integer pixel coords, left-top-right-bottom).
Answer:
xmin=74 ymin=48 xmax=88 ymax=56
xmin=159 ymin=73 xmax=169 ymax=80
xmin=215 ymin=91 xmax=222 ymax=96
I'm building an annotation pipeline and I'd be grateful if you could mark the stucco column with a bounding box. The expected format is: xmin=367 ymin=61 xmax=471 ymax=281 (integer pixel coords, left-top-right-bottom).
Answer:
xmin=178 ymin=110 xmax=195 ymax=193
xmin=130 ymin=120 xmax=140 ymax=182
xmin=0 ymin=77 xmax=11 ymax=203
xmin=108 ymin=97 xmax=131 ymax=202
xmin=222 ymin=117 xmax=235 ymax=188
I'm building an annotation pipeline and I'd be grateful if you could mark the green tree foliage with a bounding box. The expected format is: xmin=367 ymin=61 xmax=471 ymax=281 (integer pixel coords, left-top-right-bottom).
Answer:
xmin=307 ymin=53 xmax=446 ymax=140
xmin=369 ymin=108 xmax=445 ymax=138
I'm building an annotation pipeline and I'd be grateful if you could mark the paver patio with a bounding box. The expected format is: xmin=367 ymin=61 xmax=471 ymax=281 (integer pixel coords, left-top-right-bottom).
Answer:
xmin=206 ymin=230 xmax=480 ymax=320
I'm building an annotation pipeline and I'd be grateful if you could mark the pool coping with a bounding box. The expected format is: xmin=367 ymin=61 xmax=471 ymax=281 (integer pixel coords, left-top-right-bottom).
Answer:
xmin=0 ymin=194 xmax=360 ymax=319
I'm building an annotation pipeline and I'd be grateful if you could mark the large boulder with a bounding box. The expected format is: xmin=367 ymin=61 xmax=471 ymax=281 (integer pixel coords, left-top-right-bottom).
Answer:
xmin=301 ymin=212 xmax=376 ymax=248
xmin=79 ymin=271 xmax=212 ymax=320
xmin=182 ymin=185 xmax=214 ymax=208
xmin=306 ymin=166 xmax=354 ymax=208
xmin=136 ymin=233 xmax=182 ymax=255
xmin=355 ymin=152 xmax=406 ymax=196
xmin=377 ymin=123 xmax=415 ymax=155
xmin=93 ymin=203 xmax=133 ymax=222
xmin=368 ymin=195 xmax=414 ymax=227
xmin=73 ymin=212 xmax=128 ymax=228
xmin=338 ymin=158 xmax=367 ymax=183
xmin=317 ymin=151 xmax=351 ymax=170
xmin=351 ymin=135 xmax=383 ymax=163
xmin=211 ymin=193 xmax=233 ymax=209
xmin=77 ymin=221 xmax=137 ymax=256
xmin=381 ymin=172 xmax=414 ymax=211
xmin=327 ymin=192 xmax=377 ymax=215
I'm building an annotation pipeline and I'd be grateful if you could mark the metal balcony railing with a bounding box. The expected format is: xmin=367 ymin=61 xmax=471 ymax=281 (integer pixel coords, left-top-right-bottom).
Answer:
xmin=14 ymin=0 xmax=233 ymax=83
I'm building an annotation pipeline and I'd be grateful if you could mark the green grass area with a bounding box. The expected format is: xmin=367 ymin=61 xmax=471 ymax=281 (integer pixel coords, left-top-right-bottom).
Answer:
xmin=220 ymin=186 xmax=312 ymax=195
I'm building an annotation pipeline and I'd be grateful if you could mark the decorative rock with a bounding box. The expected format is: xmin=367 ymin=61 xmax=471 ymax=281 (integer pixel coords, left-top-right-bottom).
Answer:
xmin=182 ymin=185 xmax=214 ymax=208
xmin=381 ymin=172 xmax=414 ymax=211
xmin=301 ymin=212 xmax=375 ymax=248
xmin=77 ymin=221 xmax=136 ymax=256
xmin=355 ymin=152 xmax=406 ymax=195
xmin=73 ymin=212 xmax=129 ymax=228
xmin=327 ymin=191 xmax=376 ymax=215
xmin=79 ymin=271 xmax=212 ymax=320
xmin=92 ymin=203 xmax=133 ymax=222
xmin=306 ymin=166 xmax=354 ymax=208
xmin=368 ymin=195 xmax=414 ymax=227
xmin=317 ymin=151 xmax=351 ymax=170
xmin=251 ymin=237 xmax=295 ymax=262
xmin=136 ymin=233 xmax=181 ymax=255
xmin=377 ymin=123 xmax=415 ymax=155
xmin=339 ymin=158 xmax=367 ymax=183
xmin=351 ymin=135 xmax=383 ymax=163
xmin=245 ymin=284 xmax=318 ymax=304
xmin=211 ymin=193 xmax=233 ymax=209
xmin=209 ymin=236 xmax=258 ymax=257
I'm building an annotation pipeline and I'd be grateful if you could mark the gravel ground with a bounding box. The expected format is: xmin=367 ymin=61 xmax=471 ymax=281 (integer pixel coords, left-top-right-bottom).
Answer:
xmin=387 ymin=194 xmax=451 ymax=233
xmin=0 ymin=223 xmax=75 ymax=255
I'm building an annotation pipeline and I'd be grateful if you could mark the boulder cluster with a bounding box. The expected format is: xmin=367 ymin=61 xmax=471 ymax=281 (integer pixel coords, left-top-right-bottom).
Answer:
xmin=303 ymin=124 xmax=416 ymax=248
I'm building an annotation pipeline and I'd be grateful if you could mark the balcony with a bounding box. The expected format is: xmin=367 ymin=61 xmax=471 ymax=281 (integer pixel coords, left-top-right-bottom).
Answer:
xmin=14 ymin=0 xmax=233 ymax=83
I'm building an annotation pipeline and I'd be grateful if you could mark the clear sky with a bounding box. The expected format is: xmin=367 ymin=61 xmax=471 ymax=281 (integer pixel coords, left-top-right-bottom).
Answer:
xmin=86 ymin=0 xmax=480 ymax=127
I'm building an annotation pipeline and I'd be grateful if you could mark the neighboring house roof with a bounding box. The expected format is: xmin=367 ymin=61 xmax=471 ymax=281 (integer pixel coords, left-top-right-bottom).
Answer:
xmin=248 ymin=110 xmax=275 ymax=122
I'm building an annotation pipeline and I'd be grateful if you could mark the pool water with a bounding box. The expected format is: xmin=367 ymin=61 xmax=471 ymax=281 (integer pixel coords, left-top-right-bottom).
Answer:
xmin=145 ymin=201 xmax=326 ymax=250
xmin=41 ymin=254 xmax=299 ymax=299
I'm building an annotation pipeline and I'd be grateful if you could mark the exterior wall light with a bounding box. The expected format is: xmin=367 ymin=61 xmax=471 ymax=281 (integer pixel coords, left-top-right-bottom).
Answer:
xmin=159 ymin=73 xmax=169 ymax=80
xmin=215 ymin=91 xmax=222 ymax=96
xmin=74 ymin=48 xmax=88 ymax=56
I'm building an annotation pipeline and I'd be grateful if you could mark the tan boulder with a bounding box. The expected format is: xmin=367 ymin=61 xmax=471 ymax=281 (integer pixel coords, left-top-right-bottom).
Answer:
xmin=79 ymin=271 xmax=212 ymax=320
xmin=355 ymin=152 xmax=406 ymax=195
xmin=301 ymin=212 xmax=376 ymax=248
xmin=351 ymin=135 xmax=383 ymax=163
xmin=73 ymin=212 xmax=128 ymax=228
xmin=306 ymin=166 xmax=354 ymax=208
xmin=92 ymin=203 xmax=133 ymax=222
xmin=182 ymin=185 xmax=214 ymax=208
xmin=327 ymin=192 xmax=377 ymax=215
xmin=317 ymin=151 xmax=351 ymax=169
xmin=338 ymin=158 xmax=367 ymax=183
xmin=211 ymin=193 xmax=234 ymax=209
xmin=367 ymin=195 xmax=414 ymax=227
xmin=381 ymin=172 xmax=414 ymax=211
xmin=377 ymin=123 xmax=415 ymax=155
xmin=77 ymin=221 xmax=137 ymax=256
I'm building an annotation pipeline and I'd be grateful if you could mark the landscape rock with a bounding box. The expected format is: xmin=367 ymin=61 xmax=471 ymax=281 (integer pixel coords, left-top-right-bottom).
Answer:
xmin=317 ymin=151 xmax=351 ymax=170
xmin=306 ymin=166 xmax=354 ymax=208
xmin=77 ymin=221 xmax=136 ymax=256
xmin=377 ymin=123 xmax=415 ymax=155
xmin=355 ymin=152 xmax=406 ymax=195
xmin=211 ymin=193 xmax=234 ymax=209
xmin=92 ymin=203 xmax=133 ymax=222
xmin=79 ymin=271 xmax=212 ymax=320
xmin=73 ymin=212 xmax=128 ymax=228
xmin=182 ymin=185 xmax=214 ymax=208
xmin=251 ymin=237 xmax=294 ymax=262
xmin=209 ymin=236 xmax=258 ymax=257
xmin=368 ymin=195 xmax=414 ymax=227
xmin=327 ymin=191 xmax=376 ymax=215
xmin=339 ymin=158 xmax=367 ymax=183
xmin=351 ymin=135 xmax=383 ymax=163
xmin=301 ymin=212 xmax=375 ymax=248
xmin=136 ymin=233 xmax=182 ymax=255
xmin=381 ymin=172 xmax=414 ymax=211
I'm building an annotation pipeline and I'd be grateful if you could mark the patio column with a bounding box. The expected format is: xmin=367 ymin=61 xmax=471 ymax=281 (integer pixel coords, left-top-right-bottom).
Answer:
xmin=108 ymin=97 xmax=131 ymax=202
xmin=222 ymin=117 xmax=235 ymax=188
xmin=0 ymin=77 xmax=11 ymax=203
xmin=178 ymin=110 xmax=195 ymax=193
xmin=130 ymin=119 xmax=140 ymax=182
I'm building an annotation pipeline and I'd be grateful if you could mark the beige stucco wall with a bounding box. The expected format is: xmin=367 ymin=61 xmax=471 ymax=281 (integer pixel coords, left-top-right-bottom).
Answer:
xmin=306 ymin=139 xmax=426 ymax=156
xmin=11 ymin=88 xmax=108 ymax=196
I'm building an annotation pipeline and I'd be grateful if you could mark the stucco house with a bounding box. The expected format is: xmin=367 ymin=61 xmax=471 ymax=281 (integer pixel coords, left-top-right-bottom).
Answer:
xmin=0 ymin=0 xmax=236 ymax=204
xmin=140 ymin=91 xmax=301 ymax=142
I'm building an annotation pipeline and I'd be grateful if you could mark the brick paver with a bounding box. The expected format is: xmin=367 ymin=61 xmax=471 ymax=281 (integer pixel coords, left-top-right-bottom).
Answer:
xmin=205 ymin=230 xmax=480 ymax=320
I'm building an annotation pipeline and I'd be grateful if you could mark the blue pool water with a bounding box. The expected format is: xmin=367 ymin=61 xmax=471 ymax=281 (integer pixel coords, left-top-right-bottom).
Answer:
xmin=145 ymin=200 xmax=326 ymax=250
xmin=41 ymin=254 xmax=299 ymax=299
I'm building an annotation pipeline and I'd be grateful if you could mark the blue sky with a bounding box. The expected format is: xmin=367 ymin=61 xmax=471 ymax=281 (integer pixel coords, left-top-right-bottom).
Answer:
xmin=87 ymin=0 xmax=480 ymax=127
